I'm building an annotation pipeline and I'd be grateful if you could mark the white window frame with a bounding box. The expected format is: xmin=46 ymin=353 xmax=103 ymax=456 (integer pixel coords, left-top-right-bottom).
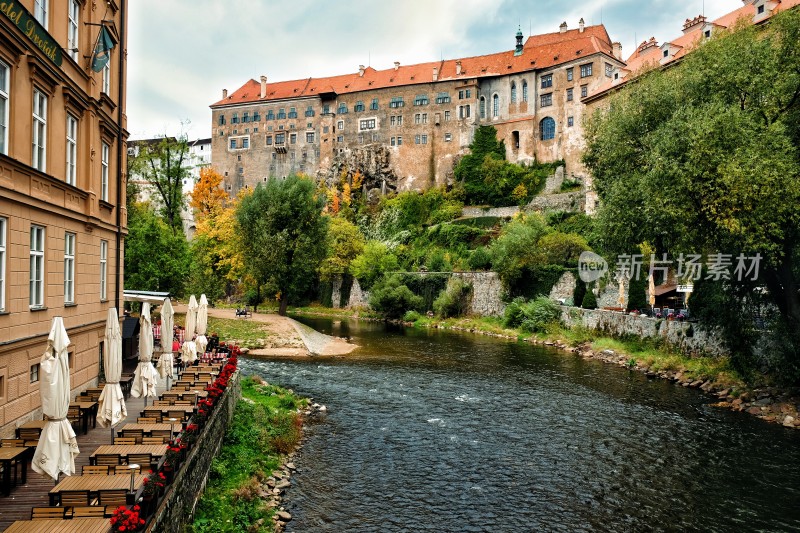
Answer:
xmin=32 ymin=90 xmax=47 ymax=172
xmin=66 ymin=114 xmax=77 ymax=186
xmin=100 ymin=240 xmax=108 ymax=301
xmin=0 ymin=61 xmax=8 ymax=155
xmin=492 ymin=94 xmax=499 ymax=117
xmin=102 ymin=60 xmax=111 ymax=95
xmin=101 ymin=142 xmax=109 ymax=201
xmin=64 ymin=232 xmax=75 ymax=304
xmin=68 ymin=0 xmax=79 ymax=61
xmin=0 ymin=217 xmax=5 ymax=311
xmin=34 ymin=0 xmax=48 ymax=29
xmin=30 ymin=225 xmax=45 ymax=308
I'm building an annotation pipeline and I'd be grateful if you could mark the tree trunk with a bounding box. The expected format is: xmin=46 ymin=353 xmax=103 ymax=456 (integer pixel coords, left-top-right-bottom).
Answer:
xmin=279 ymin=295 xmax=289 ymax=316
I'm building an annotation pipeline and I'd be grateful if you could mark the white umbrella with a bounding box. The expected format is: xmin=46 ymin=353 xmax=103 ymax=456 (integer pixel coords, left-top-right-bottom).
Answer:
xmin=32 ymin=317 xmax=79 ymax=480
xmin=185 ymin=295 xmax=198 ymax=341
xmin=131 ymin=303 xmax=158 ymax=399
xmin=97 ymin=308 xmax=127 ymax=428
xmin=181 ymin=340 xmax=197 ymax=364
xmin=157 ymin=298 xmax=175 ymax=380
xmin=197 ymin=294 xmax=208 ymax=335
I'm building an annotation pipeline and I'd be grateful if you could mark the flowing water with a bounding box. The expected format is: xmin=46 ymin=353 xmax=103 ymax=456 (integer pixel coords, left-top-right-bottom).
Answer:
xmin=241 ymin=318 xmax=800 ymax=532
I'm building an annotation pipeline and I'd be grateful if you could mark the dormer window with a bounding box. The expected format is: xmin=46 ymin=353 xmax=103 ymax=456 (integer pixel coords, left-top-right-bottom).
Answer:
xmin=757 ymin=4 xmax=765 ymax=14
xmin=704 ymin=29 xmax=711 ymax=38
xmin=663 ymin=49 xmax=669 ymax=58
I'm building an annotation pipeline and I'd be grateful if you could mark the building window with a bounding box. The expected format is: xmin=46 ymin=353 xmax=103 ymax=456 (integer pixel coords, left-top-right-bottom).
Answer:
xmin=360 ymin=119 xmax=376 ymax=130
xmin=580 ymin=63 xmax=593 ymax=77
xmin=0 ymin=217 xmax=5 ymax=311
xmin=218 ymin=115 xmax=226 ymax=125
xmin=458 ymin=105 xmax=470 ymax=119
xmin=68 ymin=0 xmax=79 ymax=61
xmin=267 ymin=110 xmax=275 ymax=120
xmin=32 ymin=89 xmax=47 ymax=172
xmin=541 ymin=74 xmax=552 ymax=89
xmin=305 ymin=105 xmax=315 ymax=117
xmin=306 ymin=132 xmax=315 ymax=143
xmin=492 ymin=94 xmax=499 ymax=117
xmin=64 ymin=232 xmax=75 ymax=304
xmin=30 ymin=225 xmax=45 ymax=308
xmin=605 ymin=63 xmax=613 ymax=77
xmin=663 ymin=49 xmax=669 ymax=58
xmin=372 ymin=132 xmax=379 ymax=142
xmin=540 ymin=93 xmax=552 ymax=107
xmin=390 ymin=96 xmax=404 ymax=108
xmin=276 ymin=133 xmax=285 ymax=145
xmin=242 ymin=137 xmax=250 ymax=148
xmin=34 ymin=0 xmax=48 ymax=29
xmin=354 ymin=101 xmax=365 ymax=112
xmin=230 ymin=139 xmax=237 ymax=149
xmin=30 ymin=363 xmax=40 ymax=383
xmin=242 ymin=111 xmax=250 ymax=123
xmin=288 ymin=107 xmax=298 ymax=119
xmin=102 ymin=60 xmax=111 ymax=94
xmin=444 ymin=133 xmax=452 ymax=142
xmin=337 ymin=103 xmax=348 ymax=114
xmin=436 ymin=92 xmax=450 ymax=104
xmin=396 ymin=136 xmax=402 ymax=145
xmin=444 ymin=110 xmax=451 ymax=121
xmin=265 ymin=135 xmax=273 ymax=145
xmin=0 ymin=61 xmax=7 ymax=155
xmin=278 ymin=108 xmax=286 ymax=119
xmin=100 ymin=240 xmax=107 ymax=301
xmin=480 ymin=96 xmax=486 ymax=118
xmin=511 ymin=82 xmax=517 ymax=104
xmin=322 ymin=104 xmax=330 ymax=114
xmin=231 ymin=112 xmax=239 ymax=124
xmin=414 ymin=113 xmax=421 ymax=124
xmin=253 ymin=112 xmax=261 ymax=121
xmin=421 ymin=134 xmax=428 ymax=144
xmin=370 ymin=98 xmax=379 ymax=110
xmin=458 ymin=89 xmax=471 ymax=99
xmin=101 ymin=142 xmax=109 ymax=202
xmin=540 ymin=117 xmax=555 ymax=140
xmin=757 ymin=4 xmax=764 ymax=14
xmin=414 ymin=94 xmax=428 ymax=106
xmin=581 ymin=85 xmax=588 ymax=98
xmin=290 ymin=133 xmax=296 ymax=144
xmin=390 ymin=136 xmax=396 ymax=146
xmin=567 ymin=67 xmax=574 ymax=81
xmin=336 ymin=135 xmax=343 ymax=143
xmin=567 ymin=116 xmax=574 ymax=127
xmin=337 ymin=120 xmax=344 ymax=131
xmin=566 ymin=88 xmax=574 ymax=102
xmin=522 ymin=80 xmax=528 ymax=102
xmin=66 ymin=115 xmax=78 ymax=186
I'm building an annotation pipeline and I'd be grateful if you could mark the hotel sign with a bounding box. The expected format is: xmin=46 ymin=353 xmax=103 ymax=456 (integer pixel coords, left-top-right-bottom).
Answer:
xmin=0 ymin=1 xmax=63 ymax=66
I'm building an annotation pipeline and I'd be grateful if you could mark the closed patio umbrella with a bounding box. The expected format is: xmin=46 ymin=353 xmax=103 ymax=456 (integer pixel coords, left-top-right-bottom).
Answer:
xmin=157 ymin=298 xmax=175 ymax=381
xmin=182 ymin=340 xmax=197 ymax=364
xmin=131 ymin=303 xmax=158 ymax=399
xmin=195 ymin=294 xmax=209 ymax=356
xmin=32 ymin=317 xmax=79 ymax=480
xmin=185 ymin=295 xmax=198 ymax=342
xmin=648 ymin=273 xmax=656 ymax=308
xmin=97 ymin=308 xmax=127 ymax=428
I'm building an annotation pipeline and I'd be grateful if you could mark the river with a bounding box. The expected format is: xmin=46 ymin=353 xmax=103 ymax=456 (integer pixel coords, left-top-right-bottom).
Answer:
xmin=240 ymin=317 xmax=800 ymax=532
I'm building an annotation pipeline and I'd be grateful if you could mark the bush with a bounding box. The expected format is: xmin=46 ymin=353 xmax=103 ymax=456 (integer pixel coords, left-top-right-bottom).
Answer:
xmin=572 ymin=279 xmax=587 ymax=308
xmin=581 ymin=287 xmax=598 ymax=309
xmin=503 ymin=297 xmax=527 ymax=328
xmin=403 ymin=310 xmax=422 ymax=322
xmin=243 ymin=288 xmax=261 ymax=308
xmin=425 ymin=249 xmax=452 ymax=272
xmin=369 ymin=275 xmax=424 ymax=319
xmin=433 ymin=278 xmax=473 ymax=318
xmin=468 ymin=247 xmax=493 ymax=270
xmin=351 ymin=241 xmax=400 ymax=290
xmin=627 ymin=275 xmax=648 ymax=311
xmin=503 ymin=296 xmax=561 ymax=332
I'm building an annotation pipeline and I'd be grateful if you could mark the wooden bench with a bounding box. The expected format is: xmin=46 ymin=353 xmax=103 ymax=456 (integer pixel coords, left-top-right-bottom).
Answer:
xmin=235 ymin=306 xmax=252 ymax=319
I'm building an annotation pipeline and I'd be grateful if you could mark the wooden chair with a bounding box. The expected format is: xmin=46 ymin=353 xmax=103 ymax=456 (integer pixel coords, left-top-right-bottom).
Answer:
xmin=99 ymin=489 xmax=128 ymax=515
xmin=142 ymin=436 xmax=168 ymax=445
xmin=18 ymin=428 xmax=41 ymax=441
xmin=174 ymin=400 xmax=193 ymax=406
xmin=0 ymin=439 xmax=24 ymax=447
xmin=31 ymin=507 xmax=67 ymax=520
xmin=127 ymin=453 xmax=152 ymax=469
xmin=137 ymin=417 xmax=158 ymax=424
xmin=122 ymin=429 xmax=144 ymax=444
xmin=60 ymin=489 xmax=90 ymax=507
xmin=151 ymin=429 xmax=172 ymax=440
xmin=161 ymin=393 xmax=180 ymax=403
xmin=23 ymin=440 xmax=39 ymax=447
xmin=95 ymin=453 xmax=121 ymax=466
xmin=73 ymin=506 xmax=106 ymax=518
xmin=153 ymin=400 xmax=171 ymax=407
xmin=111 ymin=464 xmax=140 ymax=475
xmin=143 ymin=409 xmax=162 ymax=422
xmin=82 ymin=465 xmax=110 ymax=475
xmin=168 ymin=410 xmax=187 ymax=422
xmin=113 ymin=437 xmax=137 ymax=446
xmin=67 ymin=406 xmax=81 ymax=429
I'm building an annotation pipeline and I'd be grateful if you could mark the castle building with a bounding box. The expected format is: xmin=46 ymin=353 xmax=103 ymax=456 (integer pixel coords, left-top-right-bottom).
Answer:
xmin=0 ymin=0 xmax=128 ymax=437
xmin=210 ymin=21 xmax=624 ymax=197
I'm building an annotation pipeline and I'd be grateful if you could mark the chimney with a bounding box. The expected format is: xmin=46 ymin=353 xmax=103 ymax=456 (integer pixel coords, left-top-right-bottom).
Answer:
xmin=682 ymin=15 xmax=707 ymax=34
xmin=358 ymin=65 xmax=365 ymax=77
xmin=637 ymin=37 xmax=658 ymax=55
xmin=222 ymin=88 xmax=228 ymax=99
xmin=612 ymin=41 xmax=622 ymax=60
xmin=559 ymin=21 xmax=567 ymax=33
xmin=579 ymin=18 xmax=585 ymax=33
xmin=456 ymin=60 xmax=462 ymax=75
xmin=432 ymin=66 xmax=438 ymax=81
xmin=394 ymin=61 xmax=400 ymax=71
xmin=259 ymin=76 xmax=267 ymax=99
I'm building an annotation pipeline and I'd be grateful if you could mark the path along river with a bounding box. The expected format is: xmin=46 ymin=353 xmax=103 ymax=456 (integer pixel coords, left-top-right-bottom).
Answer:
xmin=241 ymin=317 xmax=800 ymax=532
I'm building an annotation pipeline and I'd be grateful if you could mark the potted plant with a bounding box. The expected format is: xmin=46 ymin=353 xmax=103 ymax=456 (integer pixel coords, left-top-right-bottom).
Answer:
xmin=163 ymin=444 xmax=183 ymax=471
xmin=110 ymin=505 xmax=145 ymax=532
xmin=141 ymin=471 xmax=166 ymax=501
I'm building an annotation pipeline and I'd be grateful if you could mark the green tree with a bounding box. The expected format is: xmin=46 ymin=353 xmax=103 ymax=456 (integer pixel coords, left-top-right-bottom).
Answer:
xmin=124 ymin=202 xmax=190 ymax=295
xmin=454 ymin=126 xmax=506 ymax=203
xmin=351 ymin=241 xmax=400 ymax=290
xmin=236 ymin=175 xmax=328 ymax=315
xmin=583 ymin=10 xmax=800 ymax=377
xmin=489 ymin=213 xmax=550 ymax=289
xmin=129 ymin=136 xmax=191 ymax=233
xmin=319 ymin=217 xmax=366 ymax=281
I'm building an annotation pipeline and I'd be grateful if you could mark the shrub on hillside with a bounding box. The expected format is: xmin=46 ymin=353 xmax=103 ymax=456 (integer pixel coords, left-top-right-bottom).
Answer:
xmin=503 ymin=296 xmax=561 ymax=332
xmin=468 ymin=247 xmax=492 ymax=271
xmin=433 ymin=278 xmax=473 ymax=318
xmin=369 ymin=275 xmax=424 ymax=319
xmin=582 ymin=287 xmax=598 ymax=309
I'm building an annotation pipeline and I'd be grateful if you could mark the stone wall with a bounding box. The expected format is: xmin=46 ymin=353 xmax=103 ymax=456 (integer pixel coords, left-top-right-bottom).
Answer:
xmin=548 ymin=271 xmax=577 ymax=303
xmin=461 ymin=206 xmax=519 ymax=218
xmin=452 ymin=272 xmax=505 ymax=316
xmin=346 ymin=278 xmax=369 ymax=309
xmin=146 ymin=372 xmax=241 ymax=533
xmin=560 ymin=306 xmax=727 ymax=357
xmin=526 ymin=191 xmax=585 ymax=213
xmin=543 ymin=165 xmax=565 ymax=194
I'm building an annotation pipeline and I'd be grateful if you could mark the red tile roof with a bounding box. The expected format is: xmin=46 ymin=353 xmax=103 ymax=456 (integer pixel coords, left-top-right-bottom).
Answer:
xmin=211 ymin=26 xmax=615 ymax=108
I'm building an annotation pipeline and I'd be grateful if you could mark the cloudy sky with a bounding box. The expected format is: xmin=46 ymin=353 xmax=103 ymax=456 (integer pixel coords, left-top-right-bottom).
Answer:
xmin=127 ymin=0 xmax=734 ymax=141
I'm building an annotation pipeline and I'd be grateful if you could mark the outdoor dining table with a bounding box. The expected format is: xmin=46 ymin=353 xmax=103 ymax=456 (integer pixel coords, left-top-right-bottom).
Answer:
xmin=90 ymin=444 xmax=168 ymax=465
xmin=69 ymin=400 xmax=98 ymax=434
xmin=119 ymin=423 xmax=183 ymax=437
xmin=0 ymin=446 xmax=31 ymax=496
xmin=140 ymin=405 xmax=195 ymax=418
xmin=15 ymin=419 xmax=48 ymax=438
xmin=50 ymin=473 xmax=147 ymax=505
xmin=4 ymin=517 xmax=111 ymax=533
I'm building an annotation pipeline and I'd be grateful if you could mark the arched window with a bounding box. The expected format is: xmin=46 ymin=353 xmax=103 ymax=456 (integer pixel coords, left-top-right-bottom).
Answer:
xmin=522 ymin=80 xmax=528 ymax=102
xmin=492 ymin=94 xmax=499 ymax=117
xmin=511 ymin=82 xmax=517 ymax=104
xmin=540 ymin=117 xmax=555 ymax=140
xmin=479 ymin=96 xmax=486 ymax=119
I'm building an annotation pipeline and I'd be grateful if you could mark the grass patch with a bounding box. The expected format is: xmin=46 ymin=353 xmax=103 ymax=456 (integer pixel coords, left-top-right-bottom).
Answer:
xmin=189 ymin=376 xmax=308 ymax=533
xmin=290 ymin=304 xmax=382 ymax=320
xmin=174 ymin=313 xmax=273 ymax=350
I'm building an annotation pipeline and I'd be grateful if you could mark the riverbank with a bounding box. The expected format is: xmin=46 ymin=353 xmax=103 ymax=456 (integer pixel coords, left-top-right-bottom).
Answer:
xmin=189 ymin=375 xmax=322 ymax=532
xmin=289 ymin=305 xmax=800 ymax=430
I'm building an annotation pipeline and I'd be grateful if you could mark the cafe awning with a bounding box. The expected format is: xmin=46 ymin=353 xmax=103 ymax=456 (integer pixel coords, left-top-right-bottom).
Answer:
xmin=123 ymin=290 xmax=170 ymax=305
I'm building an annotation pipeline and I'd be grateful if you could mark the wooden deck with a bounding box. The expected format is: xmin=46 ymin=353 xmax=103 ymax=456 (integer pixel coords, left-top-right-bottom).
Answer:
xmin=0 ymin=372 xmax=173 ymax=532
